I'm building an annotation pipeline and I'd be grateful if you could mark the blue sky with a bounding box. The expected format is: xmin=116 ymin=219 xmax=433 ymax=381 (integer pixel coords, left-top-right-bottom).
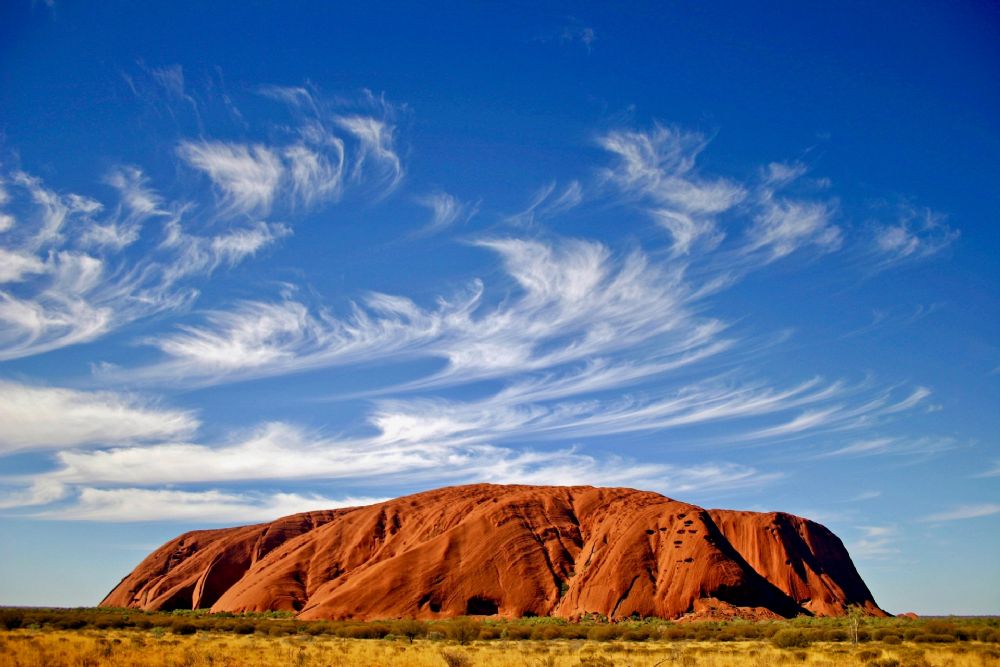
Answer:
xmin=0 ymin=1 xmax=998 ymax=615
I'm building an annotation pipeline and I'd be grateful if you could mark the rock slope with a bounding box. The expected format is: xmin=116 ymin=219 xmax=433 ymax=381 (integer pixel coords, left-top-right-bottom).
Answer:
xmin=102 ymin=484 xmax=884 ymax=620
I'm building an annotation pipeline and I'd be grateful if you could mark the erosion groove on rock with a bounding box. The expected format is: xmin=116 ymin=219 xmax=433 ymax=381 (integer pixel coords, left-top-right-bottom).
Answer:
xmin=102 ymin=484 xmax=884 ymax=620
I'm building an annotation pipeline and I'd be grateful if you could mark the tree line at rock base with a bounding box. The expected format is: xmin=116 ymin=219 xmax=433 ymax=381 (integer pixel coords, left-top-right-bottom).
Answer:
xmin=1 ymin=607 xmax=998 ymax=646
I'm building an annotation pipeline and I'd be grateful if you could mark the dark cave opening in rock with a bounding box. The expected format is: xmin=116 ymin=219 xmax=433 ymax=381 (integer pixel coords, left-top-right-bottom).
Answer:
xmin=466 ymin=596 xmax=499 ymax=615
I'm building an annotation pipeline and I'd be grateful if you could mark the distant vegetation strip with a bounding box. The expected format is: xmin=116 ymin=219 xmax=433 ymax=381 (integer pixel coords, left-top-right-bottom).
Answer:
xmin=1 ymin=607 xmax=998 ymax=645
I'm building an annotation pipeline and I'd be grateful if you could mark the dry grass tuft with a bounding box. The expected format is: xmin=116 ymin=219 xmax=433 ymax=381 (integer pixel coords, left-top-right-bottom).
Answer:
xmin=2 ymin=630 xmax=999 ymax=667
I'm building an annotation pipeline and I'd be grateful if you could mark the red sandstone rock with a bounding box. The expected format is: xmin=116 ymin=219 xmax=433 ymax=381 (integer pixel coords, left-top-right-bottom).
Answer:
xmin=101 ymin=484 xmax=885 ymax=620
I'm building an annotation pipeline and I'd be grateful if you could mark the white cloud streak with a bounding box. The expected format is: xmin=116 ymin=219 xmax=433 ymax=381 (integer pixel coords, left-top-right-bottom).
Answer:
xmin=974 ymin=461 xmax=1000 ymax=478
xmin=851 ymin=525 xmax=899 ymax=559
xmin=120 ymin=235 xmax=726 ymax=387
xmin=0 ymin=248 xmax=45 ymax=283
xmin=0 ymin=86 xmax=406 ymax=361
xmin=507 ymin=181 xmax=583 ymax=226
xmin=920 ymin=504 xmax=1000 ymax=523
xmin=4 ymin=414 xmax=780 ymax=520
xmin=177 ymin=142 xmax=284 ymax=217
xmin=26 ymin=368 xmax=925 ymax=506
xmin=175 ymin=86 xmax=402 ymax=217
xmin=39 ymin=487 xmax=385 ymax=523
xmin=0 ymin=380 xmax=197 ymax=454
xmin=599 ymin=125 xmax=744 ymax=254
xmin=416 ymin=192 xmax=478 ymax=233
xmin=744 ymin=199 xmax=841 ymax=261
xmin=336 ymin=114 xmax=403 ymax=194
xmin=872 ymin=206 xmax=959 ymax=267
xmin=597 ymin=126 xmax=848 ymax=265
xmin=0 ymin=171 xmax=286 ymax=361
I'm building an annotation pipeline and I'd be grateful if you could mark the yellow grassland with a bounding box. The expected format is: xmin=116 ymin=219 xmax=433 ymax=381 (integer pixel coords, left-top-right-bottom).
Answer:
xmin=2 ymin=630 xmax=999 ymax=667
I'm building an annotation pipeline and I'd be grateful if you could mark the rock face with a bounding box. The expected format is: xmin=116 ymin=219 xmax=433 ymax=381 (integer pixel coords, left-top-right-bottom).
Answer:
xmin=102 ymin=484 xmax=884 ymax=620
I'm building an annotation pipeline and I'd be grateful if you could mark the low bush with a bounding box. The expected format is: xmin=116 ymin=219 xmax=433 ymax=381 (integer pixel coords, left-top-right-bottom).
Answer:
xmin=530 ymin=624 xmax=563 ymax=640
xmin=392 ymin=618 xmax=427 ymax=642
xmin=170 ymin=621 xmax=197 ymax=635
xmin=343 ymin=623 xmax=391 ymax=639
xmin=0 ymin=610 xmax=24 ymax=630
xmin=233 ymin=622 xmax=255 ymax=634
xmin=503 ymin=624 xmax=533 ymax=640
xmin=586 ymin=625 xmax=623 ymax=641
xmin=445 ymin=617 xmax=480 ymax=645
xmin=913 ymin=633 xmax=957 ymax=643
xmin=771 ymin=628 xmax=811 ymax=648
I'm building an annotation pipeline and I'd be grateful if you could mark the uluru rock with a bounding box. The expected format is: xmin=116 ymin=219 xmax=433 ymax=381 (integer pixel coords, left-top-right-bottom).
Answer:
xmin=102 ymin=484 xmax=885 ymax=620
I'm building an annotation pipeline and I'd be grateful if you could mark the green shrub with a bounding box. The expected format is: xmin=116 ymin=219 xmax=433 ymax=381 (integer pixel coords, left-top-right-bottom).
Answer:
xmin=55 ymin=617 xmax=87 ymax=630
xmin=587 ymin=625 xmax=623 ymax=642
xmin=825 ymin=628 xmax=848 ymax=641
xmin=0 ymin=610 xmax=24 ymax=630
xmin=772 ymin=629 xmax=812 ymax=649
xmin=923 ymin=620 xmax=956 ymax=635
xmin=622 ymin=627 xmax=652 ymax=641
xmin=171 ymin=621 xmax=197 ymax=635
xmin=527 ymin=624 xmax=557 ymax=640
xmin=345 ymin=623 xmax=391 ymax=639
xmin=504 ymin=624 xmax=533 ymax=640
xmin=658 ymin=625 xmax=688 ymax=641
xmin=446 ymin=617 xmax=480 ymax=645
xmin=393 ymin=618 xmax=427 ymax=642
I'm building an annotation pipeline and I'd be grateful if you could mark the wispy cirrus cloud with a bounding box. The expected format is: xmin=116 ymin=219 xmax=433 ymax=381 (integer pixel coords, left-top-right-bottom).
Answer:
xmin=851 ymin=525 xmax=899 ymax=559
xmin=0 ymin=248 xmax=45 ymax=283
xmin=177 ymin=142 xmax=284 ymax=217
xmin=0 ymin=82 xmax=406 ymax=362
xmin=599 ymin=125 xmax=744 ymax=254
xmin=0 ymin=170 xmax=286 ymax=361
xmin=81 ymin=166 xmax=167 ymax=250
xmin=597 ymin=126 xmax=848 ymax=264
xmin=920 ymin=504 xmax=1000 ymax=523
xmin=337 ymin=115 xmax=404 ymax=194
xmin=872 ymin=206 xmax=959 ymax=267
xmin=974 ymin=460 xmax=1000 ymax=478
xmin=16 ymin=460 xmax=775 ymax=522
xmin=2 ymin=413 xmax=780 ymax=520
xmin=113 ymin=235 xmax=724 ymax=387
xmin=817 ymin=433 xmax=955 ymax=459
xmin=560 ymin=20 xmax=596 ymax=52
xmin=38 ymin=487 xmax=386 ymax=523
xmin=25 ymin=359 xmax=930 ymax=522
xmin=743 ymin=199 xmax=841 ymax=261
xmin=416 ymin=192 xmax=479 ymax=234
xmin=366 ymin=376 xmax=927 ymax=449
xmin=0 ymin=380 xmax=197 ymax=454
xmin=506 ymin=181 xmax=583 ymax=227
